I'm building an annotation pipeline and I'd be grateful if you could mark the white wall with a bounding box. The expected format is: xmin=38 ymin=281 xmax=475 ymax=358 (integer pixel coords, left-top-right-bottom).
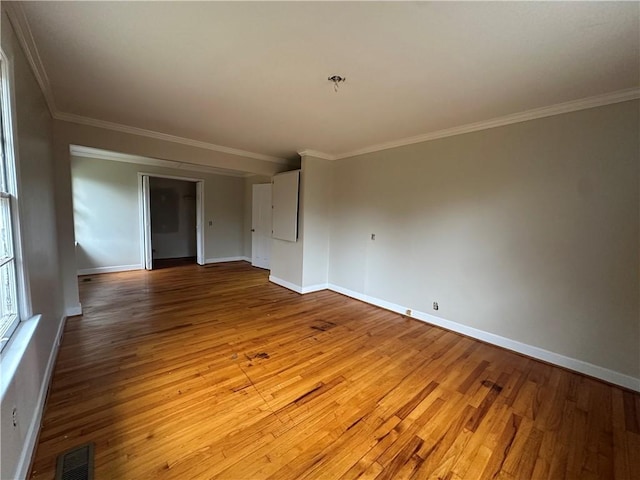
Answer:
xmin=1 ymin=7 xmax=66 ymax=479
xmin=72 ymin=155 xmax=245 ymax=272
xmin=301 ymin=155 xmax=331 ymax=290
xmin=329 ymin=100 xmax=639 ymax=385
xmin=269 ymin=170 xmax=304 ymax=289
xmin=53 ymin=120 xmax=299 ymax=316
xmin=269 ymin=157 xmax=332 ymax=293
xmin=149 ymin=177 xmax=197 ymax=260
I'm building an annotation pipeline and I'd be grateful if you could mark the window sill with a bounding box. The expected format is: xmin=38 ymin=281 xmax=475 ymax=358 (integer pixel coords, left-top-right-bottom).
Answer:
xmin=0 ymin=314 xmax=41 ymax=401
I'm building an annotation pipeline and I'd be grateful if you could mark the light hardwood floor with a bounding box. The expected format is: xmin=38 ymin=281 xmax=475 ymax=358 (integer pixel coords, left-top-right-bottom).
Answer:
xmin=29 ymin=262 xmax=639 ymax=479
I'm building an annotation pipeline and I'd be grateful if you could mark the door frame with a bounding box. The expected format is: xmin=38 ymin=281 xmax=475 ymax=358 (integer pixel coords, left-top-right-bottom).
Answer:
xmin=251 ymin=183 xmax=272 ymax=270
xmin=137 ymin=172 xmax=205 ymax=269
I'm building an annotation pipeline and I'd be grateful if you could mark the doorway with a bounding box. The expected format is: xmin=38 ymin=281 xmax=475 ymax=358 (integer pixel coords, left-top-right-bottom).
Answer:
xmin=139 ymin=173 xmax=205 ymax=270
xmin=251 ymin=183 xmax=272 ymax=269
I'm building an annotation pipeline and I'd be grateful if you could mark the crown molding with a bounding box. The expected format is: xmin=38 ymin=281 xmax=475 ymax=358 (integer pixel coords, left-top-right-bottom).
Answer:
xmin=334 ymin=87 xmax=640 ymax=160
xmin=6 ymin=2 xmax=289 ymax=166
xmin=4 ymin=2 xmax=57 ymax=117
xmin=297 ymin=150 xmax=336 ymax=161
xmin=57 ymin=111 xmax=289 ymax=165
xmin=69 ymin=145 xmax=249 ymax=178
xmin=8 ymin=1 xmax=638 ymax=167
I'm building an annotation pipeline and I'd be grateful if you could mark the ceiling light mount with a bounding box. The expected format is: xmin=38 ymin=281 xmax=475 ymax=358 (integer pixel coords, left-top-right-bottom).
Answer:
xmin=328 ymin=75 xmax=346 ymax=92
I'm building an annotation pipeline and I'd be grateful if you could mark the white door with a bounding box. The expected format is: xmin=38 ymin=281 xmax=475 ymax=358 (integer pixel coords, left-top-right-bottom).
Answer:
xmin=252 ymin=183 xmax=272 ymax=269
xmin=141 ymin=175 xmax=153 ymax=270
xmin=196 ymin=181 xmax=204 ymax=265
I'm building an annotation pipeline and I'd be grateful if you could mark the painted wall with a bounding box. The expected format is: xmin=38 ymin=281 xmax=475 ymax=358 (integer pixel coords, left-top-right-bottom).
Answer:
xmin=53 ymin=120 xmax=299 ymax=316
xmin=150 ymin=177 xmax=197 ymax=260
xmin=71 ymin=155 xmax=245 ymax=272
xmin=0 ymin=7 xmax=66 ymax=479
xmin=329 ymin=100 xmax=639 ymax=382
xmin=270 ymin=170 xmax=303 ymax=289
xmin=269 ymin=157 xmax=332 ymax=292
xmin=301 ymin=155 xmax=331 ymax=290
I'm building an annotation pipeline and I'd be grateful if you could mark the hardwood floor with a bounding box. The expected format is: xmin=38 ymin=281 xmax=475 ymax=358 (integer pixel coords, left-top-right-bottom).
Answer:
xmin=30 ymin=262 xmax=639 ymax=479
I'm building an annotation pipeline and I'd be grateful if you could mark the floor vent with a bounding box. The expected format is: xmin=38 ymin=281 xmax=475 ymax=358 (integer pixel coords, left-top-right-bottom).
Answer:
xmin=55 ymin=443 xmax=94 ymax=480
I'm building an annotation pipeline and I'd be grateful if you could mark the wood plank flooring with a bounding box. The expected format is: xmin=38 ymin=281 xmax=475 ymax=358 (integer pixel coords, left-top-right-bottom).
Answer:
xmin=29 ymin=262 xmax=640 ymax=479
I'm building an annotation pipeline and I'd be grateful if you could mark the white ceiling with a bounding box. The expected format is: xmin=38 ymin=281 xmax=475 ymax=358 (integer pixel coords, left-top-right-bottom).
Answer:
xmin=17 ymin=1 xmax=640 ymax=161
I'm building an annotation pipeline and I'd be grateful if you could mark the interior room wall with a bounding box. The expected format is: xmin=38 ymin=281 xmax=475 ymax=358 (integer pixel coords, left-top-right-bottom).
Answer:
xmin=269 ymin=170 xmax=304 ymax=289
xmin=268 ymin=156 xmax=332 ymax=293
xmin=300 ymin=155 xmax=332 ymax=290
xmin=328 ymin=100 xmax=639 ymax=384
xmin=149 ymin=177 xmax=197 ymax=260
xmin=52 ymin=119 xmax=299 ymax=317
xmin=71 ymin=155 xmax=245 ymax=273
xmin=0 ymin=7 xmax=66 ymax=479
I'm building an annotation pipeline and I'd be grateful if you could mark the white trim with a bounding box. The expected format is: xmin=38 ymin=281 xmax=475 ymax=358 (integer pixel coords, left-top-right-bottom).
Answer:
xmin=327 ymin=284 xmax=640 ymax=392
xmin=0 ymin=49 xmax=33 ymax=324
xmin=206 ymin=256 xmax=251 ymax=264
xmin=136 ymin=173 xmax=206 ymax=271
xmin=137 ymin=174 xmax=147 ymax=272
xmin=77 ymin=264 xmax=142 ymax=276
xmin=71 ymin=145 xmax=249 ymax=178
xmin=64 ymin=304 xmax=82 ymax=317
xmin=333 ymin=88 xmax=640 ymax=160
xmin=9 ymin=0 xmax=638 ymax=170
xmin=301 ymin=283 xmax=328 ymax=294
xmin=137 ymin=171 xmax=204 ymax=184
xmin=269 ymin=275 xmax=303 ymax=294
xmin=268 ymin=276 xmax=327 ymax=295
xmin=298 ymin=150 xmax=336 ymax=161
xmin=57 ymin=111 xmax=288 ymax=165
xmin=4 ymin=3 xmax=57 ymax=117
xmin=0 ymin=314 xmax=65 ymax=480
xmin=195 ymin=181 xmax=205 ymax=266
xmin=5 ymin=3 xmax=289 ymax=166
xmin=13 ymin=314 xmax=66 ymax=480
xmin=0 ymin=315 xmax=41 ymax=399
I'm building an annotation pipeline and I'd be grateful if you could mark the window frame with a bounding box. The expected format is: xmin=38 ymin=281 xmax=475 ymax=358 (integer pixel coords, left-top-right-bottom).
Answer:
xmin=0 ymin=49 xmax=32 ymax=353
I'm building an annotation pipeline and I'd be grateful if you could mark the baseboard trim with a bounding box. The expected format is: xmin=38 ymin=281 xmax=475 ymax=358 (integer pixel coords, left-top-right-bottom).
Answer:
xmin=269 ymin=276 xmax=303 ymax=294
xmin=77 ymin=264 xmax=142 ymax=275
xmin=14 ymin=314 xmax=66 ymax=480
xmin=64 ymin=304 xmax=82 ymax=317
xmin=269 ymin=276 xmax=328 ymax=295
xmin=327 ymin=284 xmax=640 ymax=392
xmin=301 ymin=283 xmax=328 ymax=294
xmin=205 ymin=256 xmax=251 ymax=264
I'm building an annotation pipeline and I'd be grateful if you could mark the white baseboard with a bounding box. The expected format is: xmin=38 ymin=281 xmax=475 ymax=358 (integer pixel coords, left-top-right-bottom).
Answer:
xmin=269 ymin=276 xmax=328 ymax=294
xmin=205 ymin=256 xmax=250 ymax=264
xmin=327 ymin=284 xmax=640 ymax=392
xmin=77 ymin=264 xmax=142 ymax=275
xmin=269 ymin=275 xmax=303 ymax=294
xmin=14 ymin=314 xmax=66 ymax=480
xmin=301 ymin=283 xmax=328 ymax=294
xmin=64 ymin=303 xmax=82 ymax=317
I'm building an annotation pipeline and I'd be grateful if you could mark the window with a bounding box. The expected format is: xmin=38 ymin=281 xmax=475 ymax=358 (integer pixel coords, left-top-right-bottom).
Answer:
xmin=0 ymin=57 xmax=24 ymax=352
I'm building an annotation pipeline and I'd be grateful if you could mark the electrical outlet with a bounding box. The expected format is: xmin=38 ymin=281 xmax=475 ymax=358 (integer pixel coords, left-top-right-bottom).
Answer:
xmin=433 ymin=302 xmax=439 ymax=311
xmin=12 ymin=406 xmax=17 ymax=428
xmin=405 ymin=309 xmax=412 ymax=316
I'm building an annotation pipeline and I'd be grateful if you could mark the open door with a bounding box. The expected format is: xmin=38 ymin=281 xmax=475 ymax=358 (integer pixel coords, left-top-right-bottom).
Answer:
xmin=252 ymin=183 xmax=272 ymax=269
xmin=196 ymin=181 xmax=204 ymax=265
xmin=141 ymin=175 xmax=153 ymax=270
xmin=139 ymin=173 xmax=205 ymax=270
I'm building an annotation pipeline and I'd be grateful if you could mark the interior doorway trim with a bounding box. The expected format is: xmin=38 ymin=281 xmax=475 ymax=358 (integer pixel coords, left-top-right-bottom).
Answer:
xmin=137 ymin=172 xmax=205 ymax=269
